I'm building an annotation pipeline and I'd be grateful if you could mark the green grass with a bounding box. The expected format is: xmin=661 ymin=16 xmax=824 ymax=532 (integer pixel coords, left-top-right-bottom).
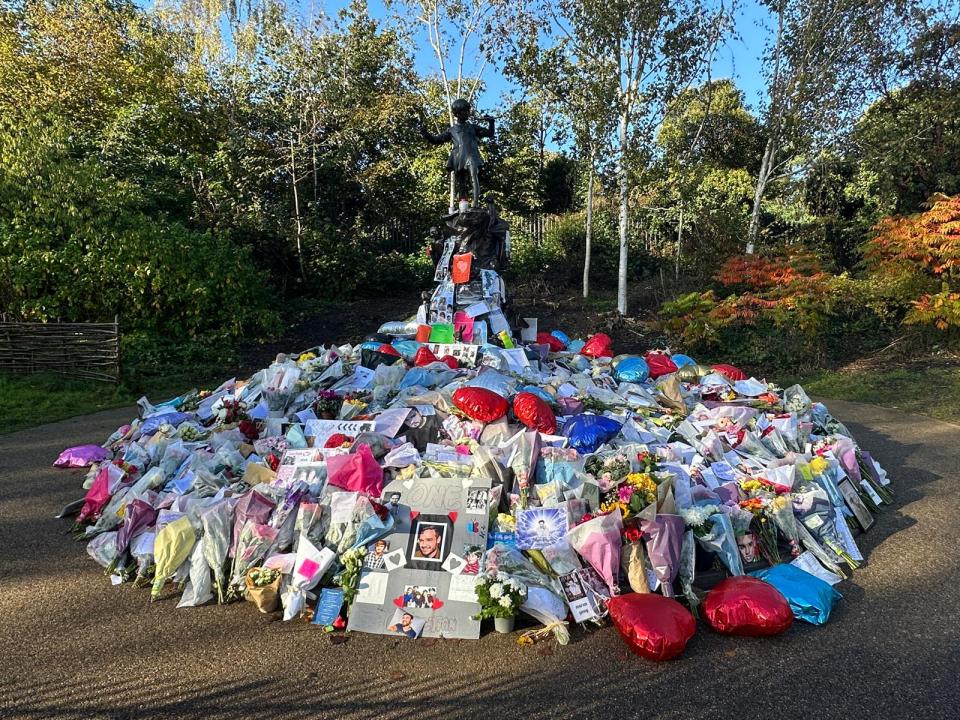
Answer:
xmin=0 ymin=368 xmax=228 ymax=435
xmin=795 ymin=365 xmax=960 ymax=424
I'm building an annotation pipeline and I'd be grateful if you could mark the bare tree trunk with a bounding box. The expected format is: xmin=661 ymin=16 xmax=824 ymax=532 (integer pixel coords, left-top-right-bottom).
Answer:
xmin=747 ymin=137 xmax=776 ymax=250
xmin=675 ymin=205 xmax=684 ymax=280
xmin=583 ymin=160 xmax=595 ymax=298
xmin=290 ymin=138 xmax=306 ymax=282
xmin=449 ymin=171 xmax=456 ymax=212
xmin=617 ymin=112 xmax=629 ymax=316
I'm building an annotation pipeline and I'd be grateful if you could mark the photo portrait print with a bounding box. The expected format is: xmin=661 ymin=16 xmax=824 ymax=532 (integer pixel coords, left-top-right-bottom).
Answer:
xmin=405 ymin=515 xmax=453 ymax=570
xmin=386 ymin=608 xmax=426 ymax=639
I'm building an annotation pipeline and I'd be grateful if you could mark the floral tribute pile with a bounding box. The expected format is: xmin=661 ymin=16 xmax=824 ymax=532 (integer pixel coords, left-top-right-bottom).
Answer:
xmin=55 ymin=329 xmax=892 ymax=658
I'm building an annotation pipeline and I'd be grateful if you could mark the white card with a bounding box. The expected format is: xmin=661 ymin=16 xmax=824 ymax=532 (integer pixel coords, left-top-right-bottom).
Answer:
xmin=329 ymin=492 xmax=358 ymax=524
xmin=441 ymin=553 xmax=466 ymax=575
xmin=382 ymin=548 xmax=407 ymax=572
xmin=374 ymin=408 xmax=411 ymax=438
xmin=464 ymin=301 xmax=490 ymax=318
xmin=303 ymin=419 xmax=375 ymax=446
xmin=520 ymin=317 xmax=538 ymax=343
xmin=355 ymin=570 xmax=389 ymax=604
xmin=447 ymin=574 xmax=480 ymax=603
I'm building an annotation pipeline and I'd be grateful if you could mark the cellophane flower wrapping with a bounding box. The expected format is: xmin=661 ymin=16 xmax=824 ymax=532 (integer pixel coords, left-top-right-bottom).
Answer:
xmin=229 ymin=490 xmax=276 ymax=557
xmin=521 ymin=585 xmax=570 ymax=645
xmin=567 ymin=511 xmax=622 ymax=595
xmin=293 ymin=501 xmax=327 ymax=553
xmin=86 ymin=531 xmax=119 ymax=569
xmin=177 ymin=542 xmax=213 ymax=608
xmin=485 ymin=543 xmax=561 ymax=598
xmin=678 ymin=529 xmax=698 ymax=612
xmin=229 ymin=521 xmax=279 ymax=597
xmin=151 ymin=516 xmax=197 ymax=599
xmin=639 ymin=514 xmax=685 ymax=598
xmin=282 ymin=537 xmax=336 ymax=621
xmin=201 ymin=498 xmax=236 ymax=603
xmin=697 ymin=511 xmax=744 ymax=576
xmin=621 ymin=540 xmax=651 ymax=594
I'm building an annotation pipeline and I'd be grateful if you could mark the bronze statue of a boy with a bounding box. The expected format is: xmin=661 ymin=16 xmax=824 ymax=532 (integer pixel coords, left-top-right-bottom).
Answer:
xmin=419 ymin=98 xmax=494 ymax=208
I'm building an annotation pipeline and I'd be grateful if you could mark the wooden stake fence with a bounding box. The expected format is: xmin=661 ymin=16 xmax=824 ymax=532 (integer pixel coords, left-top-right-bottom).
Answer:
xmin=0 ymin=317 xmax=120 ymax=383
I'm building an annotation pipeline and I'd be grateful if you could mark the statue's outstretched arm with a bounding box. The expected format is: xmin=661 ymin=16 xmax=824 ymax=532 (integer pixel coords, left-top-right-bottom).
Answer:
xmin=419 ymin=124 xmax=451 ymax=145
xmin=476 ymin=115 xmax=495 ymax=139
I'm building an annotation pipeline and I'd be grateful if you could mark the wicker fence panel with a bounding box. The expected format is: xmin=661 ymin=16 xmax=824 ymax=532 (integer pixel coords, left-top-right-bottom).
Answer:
xmin=0 ymin=319 xmax=120 ymax=383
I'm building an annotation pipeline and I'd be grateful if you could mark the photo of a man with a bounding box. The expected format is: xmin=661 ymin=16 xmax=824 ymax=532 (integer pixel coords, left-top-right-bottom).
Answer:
xmin=413 ymin=523 xmax=445 ymax=560
xmin=737 ymin=532 xmax=759 ymax=563
xmin=387 ymin=609 xmax=425 ymax=639
xmin=364 ymin=539 xmax=389 ymax=570
xmin=383 ymin=492 xmax=402 ymax=517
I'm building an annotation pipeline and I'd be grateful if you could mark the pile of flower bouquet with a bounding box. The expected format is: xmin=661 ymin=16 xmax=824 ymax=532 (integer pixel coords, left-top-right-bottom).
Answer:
xmin=55 ymin=330 xmax=892 ymax=656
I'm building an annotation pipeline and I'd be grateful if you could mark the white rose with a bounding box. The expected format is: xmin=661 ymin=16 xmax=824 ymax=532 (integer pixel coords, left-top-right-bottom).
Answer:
xmin=498 ymin=596 xmax=512 ymax=608
xmin=489 ymin=583 xmax=504 ymax=599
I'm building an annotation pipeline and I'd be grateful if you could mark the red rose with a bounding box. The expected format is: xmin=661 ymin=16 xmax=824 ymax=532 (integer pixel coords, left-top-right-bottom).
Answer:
xmin=238 ymin=420 xmax=259 ymax=441
xmin=624 ymin=527 xmax=642 ymax=543
xmin=325 ymin=433 xmax=354 ymax=448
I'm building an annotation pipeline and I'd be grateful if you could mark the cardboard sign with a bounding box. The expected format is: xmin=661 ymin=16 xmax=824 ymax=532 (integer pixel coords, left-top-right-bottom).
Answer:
xmin=346 ymin=476 xmax=491 ymax=640
xmin=303 ymin=419 xmax=375 ymax=446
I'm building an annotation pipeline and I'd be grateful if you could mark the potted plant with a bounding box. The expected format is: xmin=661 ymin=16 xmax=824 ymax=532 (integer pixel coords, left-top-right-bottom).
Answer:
xmin=473 ymin=572 xmax=527 ymax=633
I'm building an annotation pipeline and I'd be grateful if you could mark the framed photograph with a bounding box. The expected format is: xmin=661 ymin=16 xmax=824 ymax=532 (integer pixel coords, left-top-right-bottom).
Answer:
xmin=406 ymin=514 xmax=452 ymax=569
xmin=386 ymin=608 xmax=426 ymax=639
xmin=838 ymin=479 xmax=875 ymax=531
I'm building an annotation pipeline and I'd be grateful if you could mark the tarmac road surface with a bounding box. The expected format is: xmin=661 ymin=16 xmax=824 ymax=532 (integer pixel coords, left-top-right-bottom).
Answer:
xmin=1 ymin=399 xmax=957 ymax=720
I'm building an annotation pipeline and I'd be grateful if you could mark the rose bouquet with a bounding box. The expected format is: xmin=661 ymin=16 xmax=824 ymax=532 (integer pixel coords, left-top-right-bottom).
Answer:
xmin=333 ymin=545 xmax=367 ymax=611
xmin=620 ymin=522 xmax=650 ymax=594
xmin=314 ymin=390 xmax=343 ymax=419
xmin=227 ymin=521 xmax=279 ymax=600
xmin=245 ymin=566 xmax=282 ymax=613
xmin=584 ymin=452 xmax=631 ymax=491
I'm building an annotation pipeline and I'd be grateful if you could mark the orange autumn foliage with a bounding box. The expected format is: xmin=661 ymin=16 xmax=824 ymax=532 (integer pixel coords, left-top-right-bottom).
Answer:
xmin=864 ymin=195 xmax=960 ymax=330
xmin=864 ymin=194 xmax=960 ymax=279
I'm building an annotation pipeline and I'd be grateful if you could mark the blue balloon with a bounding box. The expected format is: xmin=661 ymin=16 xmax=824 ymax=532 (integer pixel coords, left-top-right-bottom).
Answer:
xmin=562 ymin=414 xmax=622 ymax=453
xmin=566 ymin=339 xmax=586 ymax=354
xmin=751 ymin=563 xmax=842 ymax=625
xmin=391 ymin=339 xmax=421 ymax=362
xmin=551 ymin=330 xmax=572 ymax=346
xmin=614 ymin=356 xmax=650 ymax=383
xmin=671 ymin=353 xmax=696 ymax=368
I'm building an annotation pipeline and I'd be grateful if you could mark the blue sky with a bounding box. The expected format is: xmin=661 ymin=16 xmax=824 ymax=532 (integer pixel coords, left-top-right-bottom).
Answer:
xmin=282 ymin=1 xmax=773 ymax=112
xmin=147 ymin=0 xmax=773 ymax=114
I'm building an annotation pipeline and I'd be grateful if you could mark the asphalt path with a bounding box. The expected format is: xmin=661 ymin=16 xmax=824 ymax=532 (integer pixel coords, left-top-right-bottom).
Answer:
xmin=1 ymin=399 xmax=958 ymax=720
